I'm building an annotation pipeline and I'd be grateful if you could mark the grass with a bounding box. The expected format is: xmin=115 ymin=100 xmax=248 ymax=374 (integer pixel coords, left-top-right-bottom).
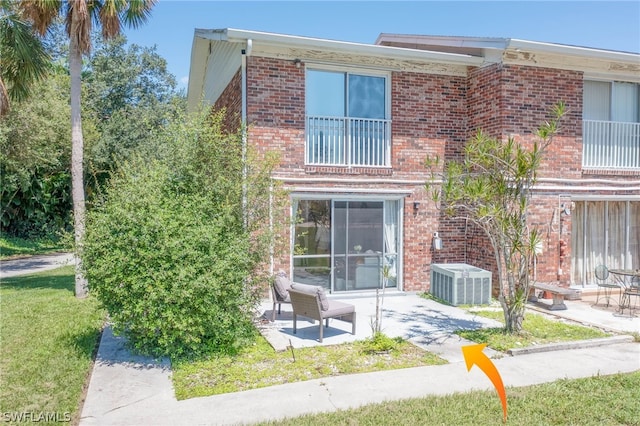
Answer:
xmin=172 ymin=333 xmax=447 ymax=400
xmin=0 ymin=235 xmax=70 ymax=259
xmin=458 ymin=309 xmax=611 ymax=352
xmin=258 ymin=371 xmax=640 ymax=425
xmin=0 ymin=266 xmax=105 ymax=425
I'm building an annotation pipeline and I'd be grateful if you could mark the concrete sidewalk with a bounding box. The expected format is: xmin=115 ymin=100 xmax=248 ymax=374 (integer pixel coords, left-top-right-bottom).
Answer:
xmin=0 ymin=252 xmax=74 ymax=278
xmin=80 ymin=295 xmax=640 ymax=426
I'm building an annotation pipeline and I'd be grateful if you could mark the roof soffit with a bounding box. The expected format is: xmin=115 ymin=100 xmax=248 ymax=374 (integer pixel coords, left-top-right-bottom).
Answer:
xmin=375 ymin=33 xmax=640 ymax=79
xmin=251 ymin=43 xmax=471 ymax=76
xmin=502 ymin=48 xmax=640 ymax=81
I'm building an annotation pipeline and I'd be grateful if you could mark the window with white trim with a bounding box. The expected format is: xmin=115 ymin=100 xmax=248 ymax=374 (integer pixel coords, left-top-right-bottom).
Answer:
xmin=305 ymin=68 xmax=391 ymax=167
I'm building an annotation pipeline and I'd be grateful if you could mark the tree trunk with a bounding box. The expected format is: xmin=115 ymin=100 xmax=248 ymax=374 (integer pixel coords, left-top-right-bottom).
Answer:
xmin=503 ymin=297 xmax=525 ymax=334
xmin=69 ymin=38 xmax=88 ymax=298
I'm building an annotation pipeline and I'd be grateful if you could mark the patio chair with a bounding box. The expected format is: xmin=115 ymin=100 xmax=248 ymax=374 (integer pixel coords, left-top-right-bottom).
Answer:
xmin=620 ymin=275 xmax=640 ymax=315
xmin=594 ymin=265 xmax=619 ymax=308
xmin=288 ymin=283 xmax=356 ymax=343
xmin=270 ymin=271 xmax=293 ymax=321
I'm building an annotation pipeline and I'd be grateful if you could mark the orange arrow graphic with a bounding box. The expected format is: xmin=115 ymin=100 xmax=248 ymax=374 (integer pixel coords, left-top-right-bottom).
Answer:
xmin=462 ymin=343 xmax=507 ymax=422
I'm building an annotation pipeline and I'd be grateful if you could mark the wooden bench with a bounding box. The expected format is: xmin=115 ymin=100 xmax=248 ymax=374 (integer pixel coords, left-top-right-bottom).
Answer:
xmin=528 ymin=283 xmax=575 ymax=311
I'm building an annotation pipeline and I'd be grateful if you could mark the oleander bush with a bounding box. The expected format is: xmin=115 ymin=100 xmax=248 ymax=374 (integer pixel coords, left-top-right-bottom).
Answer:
xmin=83 ymin=110 xmax=283 ymax=358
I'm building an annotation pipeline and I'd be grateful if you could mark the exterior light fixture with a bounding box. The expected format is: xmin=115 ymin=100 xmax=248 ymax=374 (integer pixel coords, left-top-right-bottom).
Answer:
xmin=433 ymin=232 xmax=443 ymax=250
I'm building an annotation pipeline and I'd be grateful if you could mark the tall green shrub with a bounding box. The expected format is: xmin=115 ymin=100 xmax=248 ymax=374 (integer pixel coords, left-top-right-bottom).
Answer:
xmin=83 ymin=110 xmax=282 ymax=358
xmin=0 ymin=71 xmax=72 ymax=238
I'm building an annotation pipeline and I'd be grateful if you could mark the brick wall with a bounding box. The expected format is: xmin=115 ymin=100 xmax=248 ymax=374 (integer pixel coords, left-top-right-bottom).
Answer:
xmin=220 ymin=54 xmax=629 ymax=293
xmin=468 ymin=64 xmax=504 ymax=137
xmin=246 ymin=57 xmax=306 ymax=174
xmin=391 ymin=71 xmax=470 ymax=290
xmin=392 ymin=71 xmax=468 ymax=163
xmin=466 ymin=63 xmax=585 ymax=288
xmin=212 ymin=68 xmax=242 ymax=133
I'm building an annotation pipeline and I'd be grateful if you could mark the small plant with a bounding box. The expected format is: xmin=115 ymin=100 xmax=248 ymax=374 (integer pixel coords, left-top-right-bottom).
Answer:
xmin=361 ymin=332 xmax=401 ymax=354
xmin=371 ymin=264 xmax=392 ymax=335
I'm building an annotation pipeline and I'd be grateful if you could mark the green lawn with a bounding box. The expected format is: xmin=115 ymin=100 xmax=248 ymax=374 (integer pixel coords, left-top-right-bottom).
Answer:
xmin=458 ymin=309 xmax=611 ymax=352
xmin=259 ymin=371 xmax=640 ymax=425
xmin=0 ymin=266 xmax=104 ymax=425
xmin=172 ymin=334 xmax=447 ymax=400
xmin=0 ymin=235 xmax=69 ymax=259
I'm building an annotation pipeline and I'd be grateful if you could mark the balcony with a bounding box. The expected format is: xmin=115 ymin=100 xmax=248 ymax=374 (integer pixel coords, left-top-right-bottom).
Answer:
xmin=583 ymin=120 xmax=640 ymax=170
xmin=306 ymin=116 xmax=391 ymax=167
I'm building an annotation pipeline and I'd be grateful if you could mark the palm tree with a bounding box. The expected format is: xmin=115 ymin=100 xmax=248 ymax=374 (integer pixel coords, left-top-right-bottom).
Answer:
xmin=0 ymin=0 xmax=51 ymax=116
xmin=19 ymin=0 xmax=156 ymax=297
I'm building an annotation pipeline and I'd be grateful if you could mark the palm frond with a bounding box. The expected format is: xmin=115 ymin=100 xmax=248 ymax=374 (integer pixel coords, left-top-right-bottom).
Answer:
xmin=0 ymin=6 xmax=50 ymax=115
xmin=122 ymin=0 xmax=156 ymax=29
xmin=17 ymin=0 xmax=61 ymax=36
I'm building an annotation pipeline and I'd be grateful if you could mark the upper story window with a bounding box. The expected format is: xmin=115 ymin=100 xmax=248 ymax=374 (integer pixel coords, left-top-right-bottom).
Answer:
xmin=305 ymin=68 xmax=391 ymax=167
xmin=582 ymin=80 xmax=640 ymax=171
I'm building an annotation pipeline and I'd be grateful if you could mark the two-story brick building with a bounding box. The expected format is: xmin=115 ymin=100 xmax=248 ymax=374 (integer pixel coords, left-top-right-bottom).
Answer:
xmin=187 ymin=28 xmax=640 ymax=295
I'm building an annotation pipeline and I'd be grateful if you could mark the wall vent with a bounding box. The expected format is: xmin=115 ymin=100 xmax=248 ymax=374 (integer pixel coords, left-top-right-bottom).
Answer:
xmin=430 ymin=263 xmax=491 ymax=306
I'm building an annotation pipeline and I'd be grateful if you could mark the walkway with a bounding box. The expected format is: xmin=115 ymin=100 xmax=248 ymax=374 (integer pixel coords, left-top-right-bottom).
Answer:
xmin=0 ymin=252 xmax=74 ymax=279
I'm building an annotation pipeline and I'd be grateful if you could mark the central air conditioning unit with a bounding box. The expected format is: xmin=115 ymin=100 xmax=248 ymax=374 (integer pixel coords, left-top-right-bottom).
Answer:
xmin=430 ymin=263 xmax=492 ymax=306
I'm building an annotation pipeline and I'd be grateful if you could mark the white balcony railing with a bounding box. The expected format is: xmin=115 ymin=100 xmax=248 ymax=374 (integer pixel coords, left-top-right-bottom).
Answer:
xmin=306 ymin=116 xmax=391 ymax=167
xmin=583 ymin=120 xmax=640 ymax=170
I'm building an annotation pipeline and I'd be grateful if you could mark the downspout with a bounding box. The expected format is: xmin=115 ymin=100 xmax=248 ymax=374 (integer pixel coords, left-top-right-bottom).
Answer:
xmin=241 ymin=39 xmax=252 ymax=227
xmin=241 ymin=39 xmax=276 ymax=281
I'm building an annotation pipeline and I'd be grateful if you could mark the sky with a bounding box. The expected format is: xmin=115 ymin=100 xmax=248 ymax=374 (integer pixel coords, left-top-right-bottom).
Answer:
xmin=122 ymin=1 xmax=640 ymax=90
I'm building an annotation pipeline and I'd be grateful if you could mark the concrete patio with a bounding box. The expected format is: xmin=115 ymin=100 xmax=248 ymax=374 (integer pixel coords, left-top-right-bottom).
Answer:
xmin=259 ymin=290 xmax=640 ymax=361
xmin=529 ymin=290 xmax=640 ymax=335
xmin=261 ymin=292 xmax=501 ymax=362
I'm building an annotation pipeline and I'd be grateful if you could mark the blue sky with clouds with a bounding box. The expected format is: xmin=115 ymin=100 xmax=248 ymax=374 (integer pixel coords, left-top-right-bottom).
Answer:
xmin=123 ymin=1 xmax=640 ymax=90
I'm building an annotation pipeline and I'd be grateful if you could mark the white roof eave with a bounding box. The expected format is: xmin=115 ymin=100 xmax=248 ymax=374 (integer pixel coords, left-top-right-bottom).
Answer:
xmin=508 ymin=39 xmax=640 ymax=63
xmin=194 ymin=28 xmax=484 ymax=67
xmin=372 ymin=33 xmax=639 ymax=64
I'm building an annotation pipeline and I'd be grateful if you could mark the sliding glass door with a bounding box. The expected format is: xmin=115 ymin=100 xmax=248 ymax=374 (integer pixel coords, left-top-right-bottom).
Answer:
xmin=292 ymin=198 xmax=401 ymax=292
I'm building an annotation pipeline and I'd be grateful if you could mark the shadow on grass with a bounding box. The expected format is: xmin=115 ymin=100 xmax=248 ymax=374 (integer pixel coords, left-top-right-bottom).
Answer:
xmin=456 ymin=327 xmax=507 ymax=345
xmin=0 ymin=266 xmax=74 ymax=293
xmin=63 ymin=325 xmax=105 ymax=362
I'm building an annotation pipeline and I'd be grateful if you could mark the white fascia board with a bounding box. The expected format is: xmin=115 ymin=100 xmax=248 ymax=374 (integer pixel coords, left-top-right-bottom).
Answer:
xmin=375 ymin=33 xmax=509 ymax=50
xmin=508 ymin=39 xmax=640 ymax=63
xmin=373 ymin=33 xmax=639 ymax=64
xmin=187 ymin=35 xmax=211 ymax=112
xmin=195 ymin=28 xmax=483 ymax=66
